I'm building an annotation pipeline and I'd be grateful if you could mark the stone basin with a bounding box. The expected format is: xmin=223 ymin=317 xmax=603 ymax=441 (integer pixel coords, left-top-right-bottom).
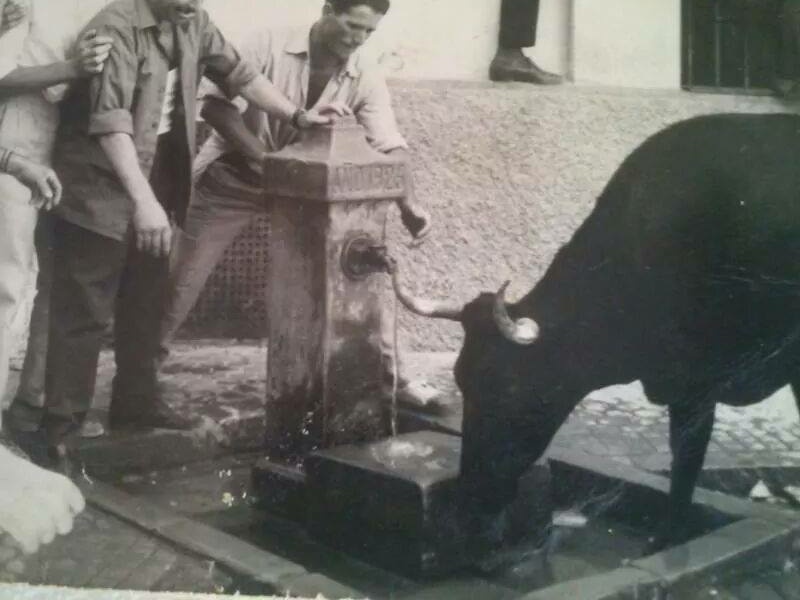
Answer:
xmin=245 ymin=430 xmax=800 ymax=595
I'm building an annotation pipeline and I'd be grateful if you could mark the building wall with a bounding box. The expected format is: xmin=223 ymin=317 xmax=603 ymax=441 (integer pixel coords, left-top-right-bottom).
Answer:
xmin=7 ymin=2 xmax=793 ymax=356
xmin=204 ymin=0 xmax=679 ymax=89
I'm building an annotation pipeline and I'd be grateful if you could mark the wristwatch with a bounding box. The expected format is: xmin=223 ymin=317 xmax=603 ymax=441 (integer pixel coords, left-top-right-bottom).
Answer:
xmin=291 ymin=108 xmax=307 ymax=129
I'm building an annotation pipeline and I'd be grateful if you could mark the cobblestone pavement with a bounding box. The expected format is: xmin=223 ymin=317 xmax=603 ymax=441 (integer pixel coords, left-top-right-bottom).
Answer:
xmin=6 ymin=342 xmax=799 ymax=479
xmin=400 ymin=352 xmax=800 ymax=476
xmin=0 ymin=507 xmax=236 ymax=594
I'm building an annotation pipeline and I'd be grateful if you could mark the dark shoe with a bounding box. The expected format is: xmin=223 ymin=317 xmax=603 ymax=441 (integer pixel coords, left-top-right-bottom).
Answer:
xmin=489 ymin=49 xmax=562 ymax=85
xmin=109 ymin=397 xmax=194 ymax=432
xmin=41 ymin=415 xmax=80 ymax=476
xmin=4 ymin=399 xmax=43 ymax=434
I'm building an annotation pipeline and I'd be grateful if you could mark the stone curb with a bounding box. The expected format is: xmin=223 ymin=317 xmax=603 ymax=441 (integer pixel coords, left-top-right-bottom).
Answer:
xmin=520 ymin=450 xmax=800 ymax=600
xmin=71 ymin=419 xmax=800 ymax=600
xmin=78 ymin=480 xmax=365 ymax=599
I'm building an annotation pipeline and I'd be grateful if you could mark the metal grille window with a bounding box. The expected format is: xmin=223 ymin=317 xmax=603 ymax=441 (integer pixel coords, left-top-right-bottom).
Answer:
xmin=682 ymin=0 xmax=782 ymax=94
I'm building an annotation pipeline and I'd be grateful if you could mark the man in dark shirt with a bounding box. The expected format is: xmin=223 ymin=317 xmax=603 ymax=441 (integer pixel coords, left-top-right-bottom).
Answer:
xmin=44 ymin=0 xmax=346 ymax=461
xmin=489 ymin=0 xmax=561 ymax=84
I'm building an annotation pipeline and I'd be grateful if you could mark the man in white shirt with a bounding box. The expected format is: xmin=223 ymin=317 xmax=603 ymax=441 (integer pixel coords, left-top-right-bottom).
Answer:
xmin=160 ymin=0 xmax=439 ymax=407
xmin=0 ymin=0 xmax=113 ymax=436
xmin=0 ymin=8 xmax=88 ymax=569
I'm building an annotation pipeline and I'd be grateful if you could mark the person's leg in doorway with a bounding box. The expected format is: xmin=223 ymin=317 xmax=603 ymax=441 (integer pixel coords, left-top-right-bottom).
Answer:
xmin=490 ymin=0 xmax=562 ymax=84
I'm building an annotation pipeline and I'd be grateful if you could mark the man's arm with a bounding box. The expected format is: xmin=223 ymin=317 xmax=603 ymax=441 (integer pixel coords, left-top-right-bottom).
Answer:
xmin=0 ymin=29 xmax=112 ymax=98
xmin=238 ymin=73 xmax=350 ymax=128
xmin=98 ymin=133 xmax=171 ymax=257
xmin=201 ymin=96 xmax=268 ymax=164
xmin=1 ymin=147 xmax=61 ymax=209
xmin=86 ymin=24 xmax=170 ymax=256
xmin=386 ymin=147 xmax=431 ymax=241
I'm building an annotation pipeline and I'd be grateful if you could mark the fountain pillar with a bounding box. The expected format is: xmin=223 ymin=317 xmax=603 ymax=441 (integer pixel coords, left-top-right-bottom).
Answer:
xmin=260 ymin=117 xmax=403 ymax=460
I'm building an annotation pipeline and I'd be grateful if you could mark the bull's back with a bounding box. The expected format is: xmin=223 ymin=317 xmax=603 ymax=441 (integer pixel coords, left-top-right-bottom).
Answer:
xmin=530 ymin=113 xmax=800 ymax=402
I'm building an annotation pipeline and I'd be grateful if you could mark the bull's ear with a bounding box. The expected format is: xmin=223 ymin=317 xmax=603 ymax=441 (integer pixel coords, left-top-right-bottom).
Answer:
xmin=493 ymin=281 xmax=539 ymax=345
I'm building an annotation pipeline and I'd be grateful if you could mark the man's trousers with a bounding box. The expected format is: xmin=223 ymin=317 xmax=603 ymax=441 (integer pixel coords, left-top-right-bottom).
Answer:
xmin=500 ymin=0 xmax=540 ymax=50
xmin=44 ymin=217 xmax=170 ymax=429
xmin=44 ymin=131 xmax=186 ymax=433
xmin=0 ymin=174 xmax=39 ymax=423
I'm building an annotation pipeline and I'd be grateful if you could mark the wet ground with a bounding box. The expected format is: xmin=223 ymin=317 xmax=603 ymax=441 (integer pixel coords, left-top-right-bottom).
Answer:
xmin=107 ymin=454 xmax=652 ymax=599
xmin=4 ymin=342 xmax=800 ymax=598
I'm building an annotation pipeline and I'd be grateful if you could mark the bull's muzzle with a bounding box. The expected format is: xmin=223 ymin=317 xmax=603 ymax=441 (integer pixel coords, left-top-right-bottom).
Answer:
xmin=493 ymin=281 xmax=539 ymax=345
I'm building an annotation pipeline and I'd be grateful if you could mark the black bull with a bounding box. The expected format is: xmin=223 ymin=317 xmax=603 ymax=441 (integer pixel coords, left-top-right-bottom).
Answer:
xmin=395 ymin=113 xmax=800 ymax=545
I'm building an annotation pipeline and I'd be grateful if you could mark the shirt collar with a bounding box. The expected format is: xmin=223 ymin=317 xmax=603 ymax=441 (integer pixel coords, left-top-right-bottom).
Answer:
xmin=135 ymin=0 xmax=160 ymax=29
xmin=285 ymin=24 xmax=361 ymax=80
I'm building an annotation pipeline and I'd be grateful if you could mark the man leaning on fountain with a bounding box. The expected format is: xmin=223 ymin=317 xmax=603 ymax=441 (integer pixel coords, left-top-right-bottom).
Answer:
xmin=158 ymin=0 xmax=441 ymax=408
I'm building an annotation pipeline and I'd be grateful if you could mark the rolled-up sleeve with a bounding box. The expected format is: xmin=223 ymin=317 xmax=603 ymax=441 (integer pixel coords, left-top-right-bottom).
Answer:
xmin=87 ymin=25 xmax=137 ymax=137
xmin=356 ymin=70 xmax=408 ymax=153
xmin=198 ymin=11 xmax=257 ymax=99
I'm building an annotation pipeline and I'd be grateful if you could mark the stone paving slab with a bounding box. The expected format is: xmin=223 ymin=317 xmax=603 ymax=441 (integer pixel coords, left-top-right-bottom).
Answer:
xmin=81 ymin=480 xmax=308 ymax=589
xmin=0 ymin=506 xmax=234 ymax=595
xmin=0 ymin=585 xmax=297 ymax=599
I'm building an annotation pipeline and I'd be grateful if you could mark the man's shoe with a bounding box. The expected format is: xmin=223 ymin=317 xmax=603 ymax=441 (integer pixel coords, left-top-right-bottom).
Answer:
xmin=109 ymin=398 xmax=194 ymax=432
xmin=396 ymin=380 xmax=444 ymax=414
xmin=489 ymin=49 xmax=562 ymax=85
xmin=78 ymin=417 xmax=105 ymax=439
xmin=4 ymin=399 xmax=43 ymax=434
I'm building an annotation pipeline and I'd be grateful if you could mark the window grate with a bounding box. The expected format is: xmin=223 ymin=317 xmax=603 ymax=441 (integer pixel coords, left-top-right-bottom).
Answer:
xmin=682 ymin=0 xmax=782 ymax=94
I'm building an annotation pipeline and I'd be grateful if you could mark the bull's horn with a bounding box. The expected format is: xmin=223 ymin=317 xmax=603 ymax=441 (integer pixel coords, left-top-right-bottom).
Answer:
xmin=493 ymin=281 xmax=539 ymax=345
xmin=391 ymin=269 xmax=462 ymax=321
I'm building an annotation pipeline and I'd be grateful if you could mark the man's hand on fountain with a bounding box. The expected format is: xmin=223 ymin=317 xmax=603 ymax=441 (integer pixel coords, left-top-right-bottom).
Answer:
xmin=296 ymin=102 xmax=353 ymax=128
xmin=0 ymin=446 xmax=85 ymax=554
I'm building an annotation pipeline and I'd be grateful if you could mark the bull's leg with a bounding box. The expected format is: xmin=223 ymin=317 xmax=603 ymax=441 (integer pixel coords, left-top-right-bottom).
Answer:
xmin=657 ymin=400 xmax=715 ymax=549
